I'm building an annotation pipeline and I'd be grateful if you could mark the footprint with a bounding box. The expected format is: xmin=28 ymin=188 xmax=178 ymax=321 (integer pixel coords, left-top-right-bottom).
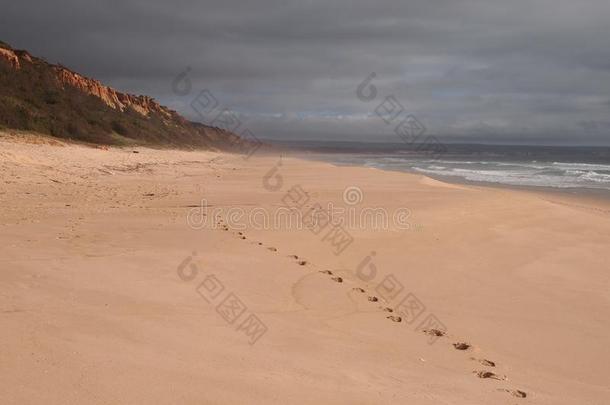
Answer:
xmin=352 ymin=287 xmax=365 ymax=293
xmin=368 ymin=296 xmax=378 ymax=302
xmin=297 ymin=260 xmax=307 ymax=266
xmin=387 ymin=315 xmax=402 ymax=322
xmin=239 ymin=236 xmax=246 ymax=240
xmin=267 ymin=247 xmax=278 ymax=252
xmin=423 ymin=329 xmax=446 ymax=337
xmin=471 ymin=358 xmax=496 ymax=367
xmin=453 ymin=342 xmax=471 ymax=350
xmin=319 ymin=270 xmax=333 ymax=275
xmin=257 ymin=242 xmax=263 ymax=246
xmin=499 ymin=389 xmax=527 ymax=398
xmin=382 ymin=307 xmax=393 ymax=312
xmin=331 ymin=277 xmax=343 ymax=283
xmin=474 ymin=370 xmax=504 ymax=380
xmin=288 ymin=255 xmax=299 ymax=259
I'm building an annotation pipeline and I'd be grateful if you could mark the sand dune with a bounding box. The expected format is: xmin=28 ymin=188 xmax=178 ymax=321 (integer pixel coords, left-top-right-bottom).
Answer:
xmin=1 ymin=132 xmax=609 ymax=404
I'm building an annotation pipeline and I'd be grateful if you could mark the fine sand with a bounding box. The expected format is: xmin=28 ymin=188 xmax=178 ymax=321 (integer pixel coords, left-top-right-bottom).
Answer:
xmin=1 ymin=132 xmax=609 ymax=404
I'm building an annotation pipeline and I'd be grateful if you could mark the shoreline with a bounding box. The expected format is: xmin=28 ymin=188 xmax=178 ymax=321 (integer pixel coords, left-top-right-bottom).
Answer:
xmin=286 ymin=150 xmax=610 ymax=204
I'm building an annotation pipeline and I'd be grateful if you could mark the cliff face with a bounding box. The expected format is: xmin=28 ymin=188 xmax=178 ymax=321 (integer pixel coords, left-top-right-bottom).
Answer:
xmin=52 ymin=66 xmax=174 ymax=119
xmin=0 ymin=47 xmax=21 ymax=69
xmin=0 ymin=41 xmax=250 ymax=150
xmin=0 ymin=46 xmax=168 ymax=117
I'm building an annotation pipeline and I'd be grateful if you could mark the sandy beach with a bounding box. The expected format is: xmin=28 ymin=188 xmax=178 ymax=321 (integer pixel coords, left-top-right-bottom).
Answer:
xmin=1 ymin=132 xmax=609 ymax=404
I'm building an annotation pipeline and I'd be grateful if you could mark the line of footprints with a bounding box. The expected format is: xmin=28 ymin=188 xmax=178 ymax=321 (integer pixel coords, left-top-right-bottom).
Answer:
xmin=216 ymin=219 xmax=527 ymax=400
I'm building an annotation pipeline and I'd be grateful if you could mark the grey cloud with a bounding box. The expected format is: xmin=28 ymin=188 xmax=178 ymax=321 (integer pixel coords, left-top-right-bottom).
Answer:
xmin=2 ymin=0 xmax=610 ymax=144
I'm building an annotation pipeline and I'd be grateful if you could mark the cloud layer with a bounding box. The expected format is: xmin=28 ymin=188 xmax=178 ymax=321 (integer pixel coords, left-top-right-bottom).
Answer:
xmin=3 ymin=0 xmax=610 ymax=144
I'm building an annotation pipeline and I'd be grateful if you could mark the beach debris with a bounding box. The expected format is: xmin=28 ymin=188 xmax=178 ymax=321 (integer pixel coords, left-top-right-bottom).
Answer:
xmin=453 ymin=342 xmax=471 ymax=350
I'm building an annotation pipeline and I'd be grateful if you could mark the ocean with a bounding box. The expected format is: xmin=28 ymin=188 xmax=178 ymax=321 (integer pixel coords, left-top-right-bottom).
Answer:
xmin=275 ymin=141 xmax=610 ymax=192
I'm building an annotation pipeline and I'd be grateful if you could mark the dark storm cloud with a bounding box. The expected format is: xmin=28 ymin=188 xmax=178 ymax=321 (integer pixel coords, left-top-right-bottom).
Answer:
xmin=2 ymin=0 xmax=610 ymax=144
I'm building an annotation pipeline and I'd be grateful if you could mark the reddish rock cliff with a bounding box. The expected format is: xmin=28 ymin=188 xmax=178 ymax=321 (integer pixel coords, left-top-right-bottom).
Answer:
xmin=52 ymin=66 xmax=175 ymax=119
xmin=0 ymin=48 xmax=20 ymax=69
xmin=0 ymin=41 xmax=254 ymax=151
xmin=1 ymin=44 xmax=178 ymax=120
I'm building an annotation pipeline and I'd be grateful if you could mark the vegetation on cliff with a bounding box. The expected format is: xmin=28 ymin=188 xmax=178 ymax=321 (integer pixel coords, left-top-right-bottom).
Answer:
xmin=0 ymin=41 xmax=246 ymax=149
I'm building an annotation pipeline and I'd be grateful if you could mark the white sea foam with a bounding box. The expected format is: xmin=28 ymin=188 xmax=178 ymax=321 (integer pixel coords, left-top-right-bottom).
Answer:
xmin=385 ymin=160 xmax=610 ymax=189
xmin=323 ymin=153 xmax=610 ymax=190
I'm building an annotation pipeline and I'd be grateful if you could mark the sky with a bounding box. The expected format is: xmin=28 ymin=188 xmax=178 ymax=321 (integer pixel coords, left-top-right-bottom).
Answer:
xmin=2 ymin=0 xmax=610 ymax=145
